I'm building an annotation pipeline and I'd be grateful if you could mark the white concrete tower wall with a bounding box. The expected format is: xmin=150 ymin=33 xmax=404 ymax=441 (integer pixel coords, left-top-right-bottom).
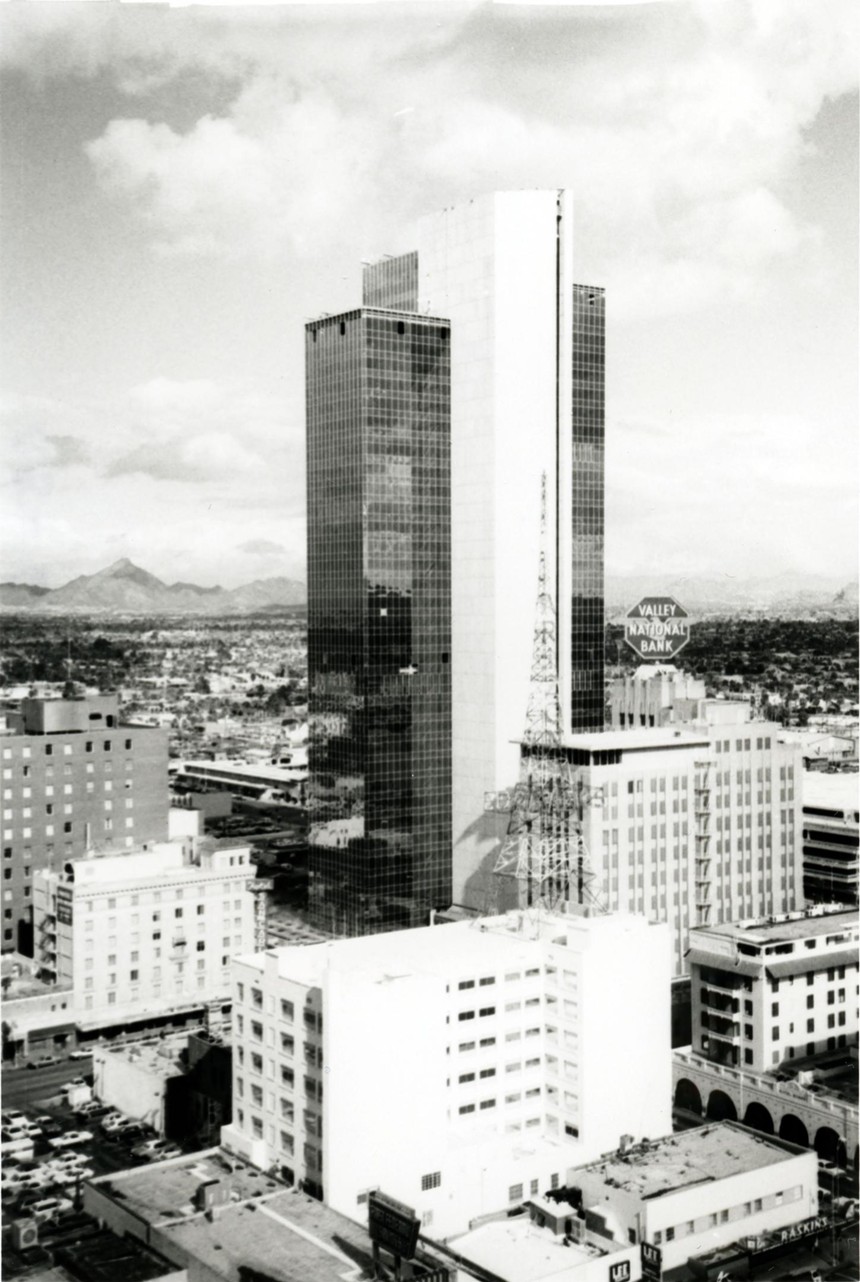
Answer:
xmin=322 ymin=963 xmax=449 ymax=1222
xmin=568 ymin=913 xmax=673 ymax=1153
xmin=418 ymin=191 xmax=575 ymax=908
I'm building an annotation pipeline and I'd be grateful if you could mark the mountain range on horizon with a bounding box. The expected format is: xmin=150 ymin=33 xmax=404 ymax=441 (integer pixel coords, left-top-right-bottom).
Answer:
xmin=0 ymin=558 xmax=305 ymax=615
xmin=0 ymin=558 xmax=857 ymax=618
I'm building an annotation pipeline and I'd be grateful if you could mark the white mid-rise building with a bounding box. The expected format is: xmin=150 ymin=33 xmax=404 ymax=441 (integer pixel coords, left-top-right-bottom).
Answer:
xmin=510 ymin=702 xmax=802 ymax=976
xmin=33 ymin=840 xmax=257 ymax=1031
xmin=221 ymin=908 xmax=671 ymax=1239
xmin=689 ymin=906 xmax=859 ymax=1071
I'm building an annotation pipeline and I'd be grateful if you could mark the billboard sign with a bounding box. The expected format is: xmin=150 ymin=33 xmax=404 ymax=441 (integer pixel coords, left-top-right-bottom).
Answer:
xmin=624 ymin=597 xmax=690 ymax=662
xmin=368 ymin=1190 xmax=420 ymax=1259
xmin=641 ymin=1241 xmax=662 ymax=1281
xmin=56 ymin=885 xmax=74 ymax=926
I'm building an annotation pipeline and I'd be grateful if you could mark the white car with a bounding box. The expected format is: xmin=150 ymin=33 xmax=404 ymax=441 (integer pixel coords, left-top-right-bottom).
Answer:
xmin=131 ymin=1139 xmax=181 ymax=1160
xmin=76 ymin=1100 xmax=105 ymax=1117
xmin=68 ymin=1049 xmax=92 ymax=1061
xmin=28 ymin=1196 xmax=73 ymax=1223
xmin=99 ymin=1112 xmax=126 ymax=1132
xmin=53 ymin=1165 xmax=94 ymax=1185
xmin=48 ymin=1130 xmax=93 ymax=1149
xmin=58 ymin=1078 xmax=88 ymax=1095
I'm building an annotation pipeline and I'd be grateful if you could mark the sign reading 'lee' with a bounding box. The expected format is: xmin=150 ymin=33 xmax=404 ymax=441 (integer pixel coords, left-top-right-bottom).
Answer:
xmin=624 ymin=597 xmax=690 ymax=662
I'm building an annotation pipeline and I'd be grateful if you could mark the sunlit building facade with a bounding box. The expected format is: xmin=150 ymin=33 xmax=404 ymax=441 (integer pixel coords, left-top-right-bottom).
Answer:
xmin=305 ymin=307 xmax=452 ymax=935
xmin=362 ymin=191 xmax=606 ymax=909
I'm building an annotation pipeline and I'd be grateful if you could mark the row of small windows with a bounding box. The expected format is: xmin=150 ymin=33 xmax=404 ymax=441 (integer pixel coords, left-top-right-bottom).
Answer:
xmin=2 ymin=739 xmax=133 ymax=759
xmin=653 ymin=1185 xmax=803 ymax=1244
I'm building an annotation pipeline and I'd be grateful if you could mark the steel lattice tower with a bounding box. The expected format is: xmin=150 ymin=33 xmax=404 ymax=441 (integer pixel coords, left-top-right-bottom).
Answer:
xmin=488 ymin=475 xmax=605 ymax=913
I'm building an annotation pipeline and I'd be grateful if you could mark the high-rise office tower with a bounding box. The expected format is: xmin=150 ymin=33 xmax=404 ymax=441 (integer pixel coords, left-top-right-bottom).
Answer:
xmin=363 ymin=191 xmax=605 ymax=908
xmin=305 ymin=307 xmax=452 ymax=935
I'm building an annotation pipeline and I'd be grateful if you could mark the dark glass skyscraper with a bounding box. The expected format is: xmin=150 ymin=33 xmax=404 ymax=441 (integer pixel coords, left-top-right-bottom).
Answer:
xmin=569 ymin=284 xmax=605 ymax=731
xmin=306 ymin=307 xmax=452 ymax=935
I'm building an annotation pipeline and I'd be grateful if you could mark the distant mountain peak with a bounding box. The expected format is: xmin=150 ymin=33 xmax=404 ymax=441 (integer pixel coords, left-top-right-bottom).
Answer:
xmin=0 ymin=558 xmax=306 ymax=614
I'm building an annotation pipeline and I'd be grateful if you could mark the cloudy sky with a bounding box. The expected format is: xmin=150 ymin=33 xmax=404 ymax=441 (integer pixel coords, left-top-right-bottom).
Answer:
xmin=1 ymin=0 xmax=857 ymax=590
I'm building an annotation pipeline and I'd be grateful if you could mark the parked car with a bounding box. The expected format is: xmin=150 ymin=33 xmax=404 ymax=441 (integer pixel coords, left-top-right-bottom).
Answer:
xmin=68 ymin=1049 xmax=92 ymax=1061
xmin=146 ymin=1144 xmax=181 ymax=1162
xmin=48 ymin=1130 xmax=93 ymax=1149
xmin=47 ymin=1160 xmax=94 ymax=1185
xmin=131 ymin=1138 xmax=180 ymax=1160
xmin=29 ymin=1196 xmax=73 ymax=1223
xmin=76 ymin=1101 xmax=109 ymax=1118
xmin=40 ymin=1119 xmax=65 ymax=1138
xmin=26 ymin=1054 xmax=60 ymax=1069
xmin=59 ymin=1078 xmax=88 ymax=1095
xmin=1 ymin=1110 xmax=26 ymax=1126
xmin=99 ymin=1112 xmax=126 ymax=1133
xmin=106 ymin=1120 xmax=150 ymax=1142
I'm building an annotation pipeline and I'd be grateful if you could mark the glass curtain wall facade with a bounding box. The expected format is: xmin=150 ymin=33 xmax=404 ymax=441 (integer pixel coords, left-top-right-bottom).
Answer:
xmin=362 ymin=252 xmax=418 ymax=311
xmin=569 ymin=284 xmax=605 ymax=731
xmin=306 ymin=307 xmax=452 ymax=936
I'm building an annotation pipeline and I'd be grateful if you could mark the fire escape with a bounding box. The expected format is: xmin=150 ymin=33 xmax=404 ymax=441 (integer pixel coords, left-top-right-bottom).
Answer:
xmin=694 ymin=758 xmax=713 ymax=926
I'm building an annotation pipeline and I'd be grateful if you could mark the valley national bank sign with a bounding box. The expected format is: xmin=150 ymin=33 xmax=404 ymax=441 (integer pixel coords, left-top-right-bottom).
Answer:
xmin=624 ymin=597 xmax=690 ymax=661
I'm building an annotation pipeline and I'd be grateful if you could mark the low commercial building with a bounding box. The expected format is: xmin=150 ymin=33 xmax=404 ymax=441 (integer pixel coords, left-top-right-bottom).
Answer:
xmin=1 ymin=954 xmax=75 ymax=1062
xmin=33 ymin=840 xmax=258 ymax=1033
xmin=84 ymin=1151 xmax=383 ymax=1282
xmin=555 ymin=1122 xmax=818 ymax=1274
xmin=221 ymin=908 xmax=672 ymax=1240
xmin=93 ymin=1026 xmax=232 ymax=1144
xmin=801 ymin=771 xmax=859 ymax=906
xmin=452 ymin=1203 xmax=640 ymax=1282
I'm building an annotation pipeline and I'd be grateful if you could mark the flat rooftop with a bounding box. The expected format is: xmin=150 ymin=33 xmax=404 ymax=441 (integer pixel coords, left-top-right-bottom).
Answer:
xmin=560 ymin=727 xmax=708 ymax=752
xmin=87 ymin=1150 xmax=374 ymax=1282
xmin=575 ymin=1123 xmax=802 ymax=1201
xmin=452 ymin=1215 xmax=611 ymax=1282
xmin=694 ymin=907 xmax=858 ymax=946
xmin=236 ymin=907 xmax=652 ymax=986
xmin=803 ymin=771 xmax=859 ymax=814
xmin=179 ymin=759 xmax=303 ymax=785
xmin=96 ymin=1033 xmax=188 ymax=1077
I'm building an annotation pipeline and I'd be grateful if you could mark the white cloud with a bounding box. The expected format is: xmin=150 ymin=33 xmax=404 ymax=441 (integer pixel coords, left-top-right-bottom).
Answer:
xmin=71 ymin=0 xmax=858 ymax=317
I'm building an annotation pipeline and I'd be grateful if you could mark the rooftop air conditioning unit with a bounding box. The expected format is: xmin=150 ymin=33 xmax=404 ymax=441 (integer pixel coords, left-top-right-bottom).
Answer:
xmin=11 ymin=1219 xmax=39 ymax=1250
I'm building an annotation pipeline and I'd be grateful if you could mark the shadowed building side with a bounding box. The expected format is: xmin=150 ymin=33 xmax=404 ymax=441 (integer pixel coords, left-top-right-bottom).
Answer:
xmin=305 ymin=308 xmax=452 ymax=935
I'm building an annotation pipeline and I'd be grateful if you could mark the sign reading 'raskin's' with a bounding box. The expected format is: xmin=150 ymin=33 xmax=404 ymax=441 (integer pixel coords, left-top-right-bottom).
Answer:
xmin=624 ymin=597 xmax=690 ymax=661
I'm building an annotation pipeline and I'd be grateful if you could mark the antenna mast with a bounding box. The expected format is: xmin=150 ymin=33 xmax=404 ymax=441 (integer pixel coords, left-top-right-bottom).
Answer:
xmin=486 ymin=474 xmax=605 ymax=914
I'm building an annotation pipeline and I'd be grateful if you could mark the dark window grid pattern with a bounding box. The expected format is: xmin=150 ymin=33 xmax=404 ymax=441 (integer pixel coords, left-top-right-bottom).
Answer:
xmin=569 ymin=285 xmax=605 ymax=732
xmin=362 ymin=252 xmax=419 ymax=312
xmin=0 ymin=729 xmax=168 ymax=954
xmin=306 ymin=309 xmax=452 ymax=937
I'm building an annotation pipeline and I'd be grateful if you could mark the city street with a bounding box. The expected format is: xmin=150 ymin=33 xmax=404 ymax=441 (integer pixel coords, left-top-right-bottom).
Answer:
xmin=1 ymin=1058 xmax=92 ymax=1110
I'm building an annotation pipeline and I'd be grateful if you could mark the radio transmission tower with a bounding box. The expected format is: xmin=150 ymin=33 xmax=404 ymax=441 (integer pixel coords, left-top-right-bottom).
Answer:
xmin=486 ymin=474 xmax=605 ymax=914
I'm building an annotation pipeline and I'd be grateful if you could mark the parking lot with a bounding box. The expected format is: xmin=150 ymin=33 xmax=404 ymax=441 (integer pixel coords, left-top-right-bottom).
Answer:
xmin=1 ymin=1064 xmax=193 ymax=1231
